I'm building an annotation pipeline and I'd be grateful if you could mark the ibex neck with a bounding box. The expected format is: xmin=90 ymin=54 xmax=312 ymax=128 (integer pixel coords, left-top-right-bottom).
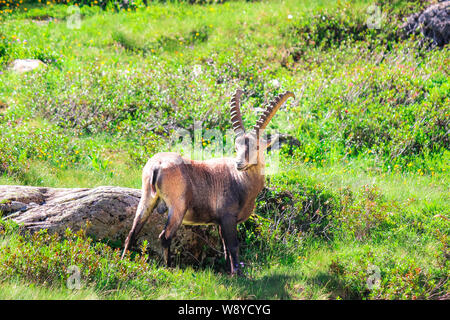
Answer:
xmin=236 ymin=161 xmax=266 ymax=193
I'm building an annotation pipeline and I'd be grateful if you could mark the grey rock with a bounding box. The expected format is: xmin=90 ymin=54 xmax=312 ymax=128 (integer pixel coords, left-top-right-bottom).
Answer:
xmin=402 ymin=1 xmax=450 ymax=47
xmin=9 ymin=59 xmax=46 ymax=73
xmin=0 ymin=200 xmax=27 ymax=215
xmin=0 ymin=185 xmax=221 ymax=265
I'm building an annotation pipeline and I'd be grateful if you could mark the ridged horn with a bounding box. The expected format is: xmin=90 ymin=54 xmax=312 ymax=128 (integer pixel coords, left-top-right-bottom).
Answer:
xmin=253 ymin=91 xmax=295 ymax=132
xmin=230 ymin=88 xmax=245 ymax=136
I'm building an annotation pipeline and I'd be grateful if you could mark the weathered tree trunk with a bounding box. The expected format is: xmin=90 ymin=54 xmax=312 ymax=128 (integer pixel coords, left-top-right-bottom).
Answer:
xmin=0 ymin=185 xmax=222 ymax=265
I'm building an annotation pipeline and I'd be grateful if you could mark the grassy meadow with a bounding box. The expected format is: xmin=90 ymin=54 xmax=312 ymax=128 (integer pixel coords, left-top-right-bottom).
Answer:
xmin=0 ymin=0 xmax=449 ymax=299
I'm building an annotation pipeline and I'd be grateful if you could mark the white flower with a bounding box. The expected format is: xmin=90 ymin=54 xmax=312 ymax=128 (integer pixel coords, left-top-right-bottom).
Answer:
xmin=192 ymin=65 xmax=202 ymax=78
xmin=287 ymin=14 xmax=293 ymax=20
xmin=269 ymin=79 xmax=280 ymax=88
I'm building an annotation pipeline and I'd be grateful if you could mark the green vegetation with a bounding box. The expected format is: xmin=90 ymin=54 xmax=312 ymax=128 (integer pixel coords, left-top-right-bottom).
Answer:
xmin=0 ymin=0 xmax=448 ymax=299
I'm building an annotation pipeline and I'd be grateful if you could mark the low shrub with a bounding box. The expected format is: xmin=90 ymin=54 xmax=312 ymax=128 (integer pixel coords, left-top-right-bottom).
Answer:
xmin=329 ymin=244 xmax=449 ymax=300
xmin=0 ymin=219 xmax=158 ymax=292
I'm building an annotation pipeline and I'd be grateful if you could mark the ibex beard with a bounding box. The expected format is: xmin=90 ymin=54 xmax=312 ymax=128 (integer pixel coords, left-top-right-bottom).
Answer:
xmin=122 ymin=89 xmax=295 ymax=275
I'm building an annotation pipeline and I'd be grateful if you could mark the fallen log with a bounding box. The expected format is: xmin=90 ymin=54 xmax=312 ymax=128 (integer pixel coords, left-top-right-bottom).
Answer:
xmin=0 ymin=185 xmax=222 ymax=266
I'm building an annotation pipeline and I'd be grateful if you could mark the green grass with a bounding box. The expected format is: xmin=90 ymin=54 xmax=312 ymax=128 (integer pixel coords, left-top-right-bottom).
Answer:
xmin=0 ymin=0 xmax=449 ymax=300
xmin=0 ymin=281 xmax=100 ymax=300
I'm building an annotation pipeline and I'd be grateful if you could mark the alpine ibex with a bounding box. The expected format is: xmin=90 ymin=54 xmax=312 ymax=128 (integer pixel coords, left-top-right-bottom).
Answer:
xmin=122 ymin=89 xmax=295 ymax=274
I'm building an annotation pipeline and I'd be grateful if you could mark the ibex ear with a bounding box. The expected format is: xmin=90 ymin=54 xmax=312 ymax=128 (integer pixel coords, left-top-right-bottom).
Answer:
xmin=263 ymin=134 xmax=280 ymax=151
xmin=258 ymin=132 xmax=279 ymax=151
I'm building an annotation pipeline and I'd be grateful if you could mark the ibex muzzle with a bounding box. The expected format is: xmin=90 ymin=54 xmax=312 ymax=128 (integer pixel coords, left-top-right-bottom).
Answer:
xmin=122 ymin=89 xmax=295 ymax=275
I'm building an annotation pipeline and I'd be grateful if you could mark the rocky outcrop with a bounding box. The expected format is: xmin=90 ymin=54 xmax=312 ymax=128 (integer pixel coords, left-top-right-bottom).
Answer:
xmin=402 ymin=1 xmax=450 ymax=47
xmin=0 ymin=185 xmax=222 ymax=265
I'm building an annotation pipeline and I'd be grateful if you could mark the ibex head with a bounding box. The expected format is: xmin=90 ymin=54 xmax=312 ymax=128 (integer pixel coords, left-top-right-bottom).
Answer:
xmin=230 ymin=89 xmax=295 ymax=171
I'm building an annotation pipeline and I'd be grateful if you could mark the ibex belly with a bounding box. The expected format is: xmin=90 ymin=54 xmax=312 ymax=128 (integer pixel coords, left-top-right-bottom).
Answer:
xmin=182 ymin=208 xmax=217 ymax=226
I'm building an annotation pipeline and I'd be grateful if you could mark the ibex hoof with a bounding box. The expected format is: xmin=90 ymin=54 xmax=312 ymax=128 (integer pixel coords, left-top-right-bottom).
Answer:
xmin=231 ymin=263 xmax=244 ymax=276
xmin=231 ymin=269 xmax=243 ymax=277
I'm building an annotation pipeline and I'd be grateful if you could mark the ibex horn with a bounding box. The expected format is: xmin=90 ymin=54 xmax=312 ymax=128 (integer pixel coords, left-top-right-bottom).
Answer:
xmin=253 ymin=91 xmax=295 ymax=133
xmin=230 ymin=88 xmax=245 ymax=136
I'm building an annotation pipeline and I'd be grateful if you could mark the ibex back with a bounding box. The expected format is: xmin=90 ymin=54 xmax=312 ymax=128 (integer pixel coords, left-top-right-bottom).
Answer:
xmin=122 ymin=89 xmax=294 ymax=275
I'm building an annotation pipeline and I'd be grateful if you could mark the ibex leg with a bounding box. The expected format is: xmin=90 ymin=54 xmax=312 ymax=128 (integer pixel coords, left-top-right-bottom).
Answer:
xmin=220 ymin=216 xmax=241 ymax=275
xmin=218 ymin=225 xmax=230 ymax=268
xmin=122 ymin=188 xmax=157 ymax=259
xmin=159 ymin=203 xmax=186 ymax=267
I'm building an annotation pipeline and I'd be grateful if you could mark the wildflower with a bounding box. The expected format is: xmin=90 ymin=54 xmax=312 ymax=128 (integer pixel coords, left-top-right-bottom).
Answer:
xmin=192 ymin=65 xmax=202 ymax=77
xmin=269 ymin=79 xmax=280 ymax=88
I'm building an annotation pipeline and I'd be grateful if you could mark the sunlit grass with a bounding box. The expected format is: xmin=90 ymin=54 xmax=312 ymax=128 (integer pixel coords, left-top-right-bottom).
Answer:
xmin=0 ymin=280 xmax=100 ymax=300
